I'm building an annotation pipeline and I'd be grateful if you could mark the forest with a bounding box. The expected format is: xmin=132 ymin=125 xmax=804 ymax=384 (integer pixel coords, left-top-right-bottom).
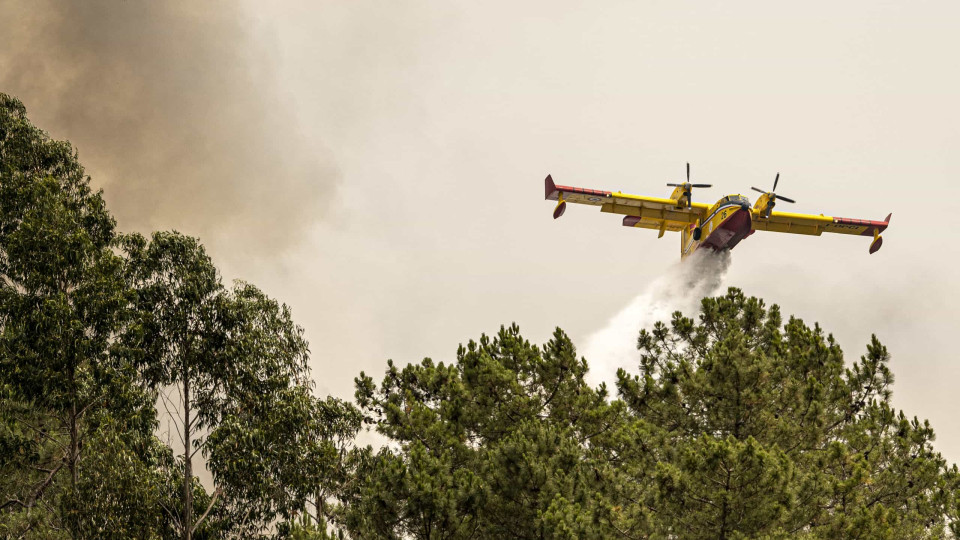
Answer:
xmin=1 ymin=92 xmax=958 ymax=539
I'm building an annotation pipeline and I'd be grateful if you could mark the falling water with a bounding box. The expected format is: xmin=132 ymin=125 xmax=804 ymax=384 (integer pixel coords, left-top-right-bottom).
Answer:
xmin=582 ymin=249 xmax=732 ymax=391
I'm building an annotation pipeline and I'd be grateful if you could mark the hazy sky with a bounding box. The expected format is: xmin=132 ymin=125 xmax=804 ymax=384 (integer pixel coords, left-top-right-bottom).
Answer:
xmin=3 ymin=1 xmax=959 ymax=460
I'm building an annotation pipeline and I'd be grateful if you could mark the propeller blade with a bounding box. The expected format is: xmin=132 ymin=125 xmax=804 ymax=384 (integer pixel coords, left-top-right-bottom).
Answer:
xmin=774 ymin=194 xmax=795 ymax=203
xmin=666 ymin=183 xmax=683 ymax=187
xmin=686 ymin=162 xmax=690 ymax=182
xmin=751 ymin=187 xmax=766 ymax=194
xmin=773 ymin=173 xmax=779 ymax=192
xmin=690 ymin=183 xmax=712 ymax=188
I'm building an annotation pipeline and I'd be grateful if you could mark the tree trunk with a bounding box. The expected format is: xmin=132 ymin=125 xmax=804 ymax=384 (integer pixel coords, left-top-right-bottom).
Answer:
xmin=183 ymin=366 xmax=193 ymax=540
xmin=68 ymin=361 xmax=79 ymax=488
xmin=69 ymin=399 xmax=78 ymax=487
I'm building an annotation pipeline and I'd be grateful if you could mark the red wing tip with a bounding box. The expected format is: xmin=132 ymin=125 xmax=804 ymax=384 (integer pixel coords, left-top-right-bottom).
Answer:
xmin=545 ymin=174 xmax=558 ymax=200
xmin=883 ymin=212 xmax=892 ymax=224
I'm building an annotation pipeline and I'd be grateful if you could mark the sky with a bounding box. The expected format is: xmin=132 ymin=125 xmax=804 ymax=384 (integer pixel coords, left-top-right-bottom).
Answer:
xmin=2 ymin=1 xmax=959 ymax=459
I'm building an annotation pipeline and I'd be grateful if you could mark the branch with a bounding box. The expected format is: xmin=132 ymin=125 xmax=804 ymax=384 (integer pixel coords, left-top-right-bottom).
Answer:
xmin=157 ymin=389 xmax=185 ymax=447
xmin=158 ymin=385 xmax=182 ymax=421
xmin=191 ymin=487 xmax=221 ymax=534
xmin=188 ymin=437 xmax=206 ymax=460
xmin=157 ymin=499 xmax=181 ymax=530
xmin=14 ymin=418 xmax=67 ymax=454
xmin=0 ymin=498 xmax=25 ymax=512
xmin=0 ymin=462 xmax=65 ymax=511
xmin=77 ymin=391 xmax=107 ymax=418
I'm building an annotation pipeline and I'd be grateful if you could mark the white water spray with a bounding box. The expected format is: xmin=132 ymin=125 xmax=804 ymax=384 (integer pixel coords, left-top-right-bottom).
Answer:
xmin=582 ymin=249 xmax=732 ymax=391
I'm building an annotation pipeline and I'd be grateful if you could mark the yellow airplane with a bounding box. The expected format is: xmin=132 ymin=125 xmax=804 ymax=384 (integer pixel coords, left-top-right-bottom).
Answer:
xmin=544 ymin=164 xmax=891 ymax=259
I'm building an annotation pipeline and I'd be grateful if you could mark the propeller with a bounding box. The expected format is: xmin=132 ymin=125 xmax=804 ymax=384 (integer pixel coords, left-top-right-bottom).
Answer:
xmin=751 ymin=173 xmax=795 ymax=203
xmin=667 ymin=163 xmax=711 ymax=207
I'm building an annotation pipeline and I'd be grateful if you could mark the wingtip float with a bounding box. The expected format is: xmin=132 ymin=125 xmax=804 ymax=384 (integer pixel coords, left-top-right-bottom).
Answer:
xmin=543 ymin=166 xmax=891 ymax=260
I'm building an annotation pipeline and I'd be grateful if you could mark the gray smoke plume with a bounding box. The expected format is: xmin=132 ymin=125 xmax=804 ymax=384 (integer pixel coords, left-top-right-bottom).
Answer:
xmin=582 ymin=249 xmax=733 ymax=391
xmin=0 ymin=0 xmax=336 ymax=250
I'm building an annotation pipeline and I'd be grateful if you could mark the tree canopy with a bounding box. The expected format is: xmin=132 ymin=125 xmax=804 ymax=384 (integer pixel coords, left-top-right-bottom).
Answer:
xmin=1 ymin=92 xmax=958 ymax=539
xmin=347 ymin=293 xmax=960 ymax=539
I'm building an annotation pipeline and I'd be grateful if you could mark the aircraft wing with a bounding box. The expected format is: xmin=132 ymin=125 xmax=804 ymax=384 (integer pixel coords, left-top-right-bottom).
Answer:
xmin=752 ymin=211 xmax=891 ymax=237
xmin=545 ymin=175 xmax=707 ymax=233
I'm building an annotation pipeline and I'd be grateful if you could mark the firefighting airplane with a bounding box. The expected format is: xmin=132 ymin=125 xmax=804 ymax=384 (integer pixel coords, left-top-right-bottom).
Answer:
xmin=544 ymin=164 xmax=891 ymax=259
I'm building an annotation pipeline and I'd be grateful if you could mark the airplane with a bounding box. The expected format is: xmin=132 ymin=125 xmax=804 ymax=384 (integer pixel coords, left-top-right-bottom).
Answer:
xmin=544 ymin=164 xmax=891 ymax=260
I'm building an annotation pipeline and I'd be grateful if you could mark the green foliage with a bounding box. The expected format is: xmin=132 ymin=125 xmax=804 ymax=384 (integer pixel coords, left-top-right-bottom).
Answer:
xmin=346 ymin=324 xmax=629 ymax=539
xmin=617 ymin=288 xmax=959 ymax=538
xmin=0 ymin=92 xmax=125 ymax=413
xmin=0 ymin=92 xmax=158 ymax=537
xmin=346 ymin=291 xmax=959 ymax=539
xmin=63 ymin=415 xmax=176 ymax=538
xmin=279 ymin=514 xmax=345 ymax=540
xmin=124 ymin=230 xmax=346 ymax=538
xmin=1 ymin=93 xmax=360 ymax=539
xmin=2 ymin=92 xmax=958 ymax=539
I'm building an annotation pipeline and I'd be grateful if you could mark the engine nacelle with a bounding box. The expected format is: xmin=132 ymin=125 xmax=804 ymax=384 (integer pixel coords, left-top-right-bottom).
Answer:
xmin=752 ymin=192 xmax=776 ymax=218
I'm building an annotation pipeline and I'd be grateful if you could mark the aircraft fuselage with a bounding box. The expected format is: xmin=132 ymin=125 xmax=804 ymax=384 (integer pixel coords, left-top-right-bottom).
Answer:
xmin=681 ymin=195 xmax=754 ymax=259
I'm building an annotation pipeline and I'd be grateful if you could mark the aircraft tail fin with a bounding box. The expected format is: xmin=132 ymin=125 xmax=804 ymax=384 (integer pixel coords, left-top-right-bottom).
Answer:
xmin=545 ymin=175 xmax=559 ymax=200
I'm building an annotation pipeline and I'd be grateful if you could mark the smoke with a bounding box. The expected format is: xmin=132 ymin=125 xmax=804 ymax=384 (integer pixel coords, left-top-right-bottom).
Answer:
xmin=0 ymin=0 xmax=336 ymax=251
xmin=582 ymin=249 xmax=732 ymax=391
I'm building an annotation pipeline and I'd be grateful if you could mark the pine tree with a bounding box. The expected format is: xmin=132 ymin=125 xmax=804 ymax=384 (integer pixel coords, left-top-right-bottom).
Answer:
xmin=341 ymin=290 xmax=959 ymax=539
xmin=616 ymin=288 xmax=959 ymax=539
xmin=346 ymin=324 xmax=631 ymax=539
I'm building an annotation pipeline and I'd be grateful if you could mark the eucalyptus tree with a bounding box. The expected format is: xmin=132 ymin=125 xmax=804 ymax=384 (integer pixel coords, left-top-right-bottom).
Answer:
xmin=124 ymin=231 xmax=321 ymax=539
xmin=273 ymin=395 xmax=363 ymax=539
xmin=1 ymin=92 xmax=350 ymax=538
xmin=0 ymin=93 xmax=159 ymax=536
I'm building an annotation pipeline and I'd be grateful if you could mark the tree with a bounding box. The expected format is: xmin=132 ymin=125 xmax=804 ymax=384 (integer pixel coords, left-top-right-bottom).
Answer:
xmin=61 ymin=403 xmax=179 ymax=539
xmin=4 ymin=89 xmax=957 ymax=539
xmin=273 ymin=395 xmax=363 ymax=536
xmin=347 ymin=324 xmax=630 ymax=539
xmin=616 ymin=287 xmax=959 ymax=538
xmin=1 ymin=92 xmax=356 ymax=539
xmin=342 ymin=291 xmax=959 ymax=539
xmin=0 ymin=92 xmax=160 ymax=537
xmin=124 ymin=231 xmax=324 ymax=538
